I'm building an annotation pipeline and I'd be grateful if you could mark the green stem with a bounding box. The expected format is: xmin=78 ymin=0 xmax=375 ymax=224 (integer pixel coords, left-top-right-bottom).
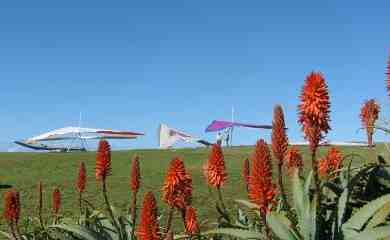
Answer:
xmin=8 ymin=222 xmax=18 ymax=240
xmin=130 ymin=191 xmax=137 ymax=238
xmin=102 ymin=179 xmax=122 ymax=239
xmin=79 ymin=192 xmax=83 ymax=216
xmin=38 ymin=206 xmax=44 ymax=229
xmin=217 ymin=187 xmax=226 ymax=211
xmin=165 ymin=206 xmax=174 ymax=234
xmin=311 ymin=147 xmax=321 ymax=240
xmin=260 ymin=211 xmax=272 ymax=240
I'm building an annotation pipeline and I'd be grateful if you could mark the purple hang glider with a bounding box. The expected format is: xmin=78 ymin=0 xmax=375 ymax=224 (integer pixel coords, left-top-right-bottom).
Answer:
xmin=205 ymin=120 xmax=272 ymax=132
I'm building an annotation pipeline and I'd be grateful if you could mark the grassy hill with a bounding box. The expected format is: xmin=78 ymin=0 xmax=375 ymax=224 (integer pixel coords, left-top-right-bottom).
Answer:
xmin=0 ymin=145 xmax=383 ymax=231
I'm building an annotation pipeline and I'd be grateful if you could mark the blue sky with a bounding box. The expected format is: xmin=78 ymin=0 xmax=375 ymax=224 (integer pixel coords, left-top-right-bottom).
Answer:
xmin=0 ymin=0 xmax=390 ymax=150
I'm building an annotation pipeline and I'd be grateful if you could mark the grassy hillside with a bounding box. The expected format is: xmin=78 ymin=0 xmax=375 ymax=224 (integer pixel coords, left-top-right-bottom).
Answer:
xmin=0 ymin=145 xmax=383 ymax=231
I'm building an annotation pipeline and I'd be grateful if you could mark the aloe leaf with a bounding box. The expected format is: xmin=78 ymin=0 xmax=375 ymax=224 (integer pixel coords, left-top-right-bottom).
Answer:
xmin=49 ymin=224 xmax=101 ymax=240
xmin=203 ymin=228 xmax=265 ymax=239
xmin=338 ymin=189 xmax=349 ymax=231
xmin=345 ymin=225 xmax=390 ymax=240
xmin=292 ymin=169 xmax=305 ymax=235
xmin=235 ymin=199 xmax=259 ymax=209
xmin=304 ymin=170 xmax=313 ymax=197
xmin=267 ymin=212 xmax=298 ymax=240
xmin=310 ymin=194 xmax=317 ymax=240
xmin=343 ymin=194 xmax=390 ymax=231
xmin=366 ymin=201 xmax=390 ymax=228
xmin=0 ymin=231 xmax=12 ymax=239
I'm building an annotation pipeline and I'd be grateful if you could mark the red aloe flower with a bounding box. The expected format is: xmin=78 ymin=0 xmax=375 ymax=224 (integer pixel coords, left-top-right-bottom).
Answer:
xmin=136 ymin=192 xmax=159 ymax=240
xmin=272 ymin=105 xmax=288 ymax=163
xmin=285 ymin=146 xmax=303 ymax=174
xmin=130 ymin=155 xmax=141 ymax=193
xmin=204 ymin=144 xmax=227 ymax=188
xmin=298 ymin=72 xmax=331 ymax=152
xmin=162 ymin=157 xmax=192 ymax=210
xmin=248 ymin=139 xmax=277 ymax=215
xmin=96 ymin=140 xmax=112 ymax=181
xmin=387 ymin=53 xmax=390 ymax=96
xmin=76 ymin=162 xmax=86 ymax=193
xmin=52 ymin=188 xmax=61 ymax=215
xmin=184 ymin=206 xmax=200 ymax=235
xmin=360 ymin=99 xmax=380 ymax=147
xmin=319 ymin=147 xmax=343 ymax=178
xmin=241 ymin=158 xmax=250 ymax=188
xmin=3 ymin=190 xmax=20 ymax=223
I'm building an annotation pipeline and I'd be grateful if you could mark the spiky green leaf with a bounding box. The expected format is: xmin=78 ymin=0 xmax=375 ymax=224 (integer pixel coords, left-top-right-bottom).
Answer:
xmin=345 ymin=225 xmax=390 ymax=240
xmin=267 ymin=212 xmax=298 ymax=240
xmin=343 ymin=194 xmax=390 ymax=231
xmin=49 ymin=224 xmax=102 ymax=240
xmin=203 ymin=228 xmax=265 ymax=239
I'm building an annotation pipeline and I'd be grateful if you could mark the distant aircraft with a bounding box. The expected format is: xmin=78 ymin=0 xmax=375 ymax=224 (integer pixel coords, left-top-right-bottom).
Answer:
xmin=15 ymin=126 xmax=144 ymax=152
xmin=291 ymin=140 xmax=370 ymax=147
xmin=158 ymin=123 xmax=211 ymax=149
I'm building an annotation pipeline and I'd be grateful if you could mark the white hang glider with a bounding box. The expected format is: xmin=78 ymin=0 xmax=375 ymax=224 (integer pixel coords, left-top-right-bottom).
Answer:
xmin=15 ymin=126 xmax=144 ymax=152
xmin=158 ymin=123 xmax=211 ymax=149
xmin=291 ymin=140 xmax=370 ymax=147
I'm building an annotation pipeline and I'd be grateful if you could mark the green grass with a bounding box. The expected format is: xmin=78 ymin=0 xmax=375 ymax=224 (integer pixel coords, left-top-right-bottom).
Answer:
xmin=0 ymin=145 xmax=384 ymax=231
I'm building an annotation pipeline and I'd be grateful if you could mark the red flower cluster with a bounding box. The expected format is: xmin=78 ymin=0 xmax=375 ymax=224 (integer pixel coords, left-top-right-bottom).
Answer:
xmin=272 ymin=105 xmax=288 ymax=163
xmin=285 ymin=146 xmax=303 ymax=174
xmin=248 ymin=140 xmax=277 ymax=215
xmin=319 ymin=147 xmax=343 ymax=178
xmin=52 ymin=188 xmax=61 ymax=215
xmin=162 ymin=157 xmax=192 ymax=210
xmin=137 ymin=192 xmax=159 ymax=240
xmin=298 ymin=72 xmax=331 ymax=151
xmin=203 ymin=144 xmax=227 ymax=188
xmin=76 ymin=162 xmax=86 ymax=193
xmin=96 ymin=140 xmax=112 ymax=181
xmin=130 ymin=155 xmax=141 ymax=193
xmin=3 ymin=190 xmax=20 ymax=223
xmin=184 ymin=206 xmax=200 ymax=235
xmin=360 ymin=99 xmax=380 ymax=146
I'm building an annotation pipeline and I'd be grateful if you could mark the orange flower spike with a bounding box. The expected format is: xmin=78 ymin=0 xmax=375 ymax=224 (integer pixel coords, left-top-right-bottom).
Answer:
xmin=360 ymin=99 xmax=380 ymax=146
xmin=76 ymin=162 xmax=86 ymax=193
xmin=285 ymin=147 xmax=304 ymax=174
xmin=130 ymin=155 xmax=141 ymax=193
xmin=387 ymin=53 xmax=390 ymax=96
xmin=185 ymin=206 xmax=200 ymax=235
xmin=95 ymin=140 xmax=112 ymax=181
xmin=162 ymin=157 xmax=192 ymax=209
xmin=319 ymin=147 xmax=343 ymax=178
xmin=272 ymin=105 xmax=289 ymax=163
xmin=248 ymin=139 xmax=277 ymax=215
xmin=3 ymin=190 xmax=20 ymax=223
xmin=136 ymin=192 xmax=159 ymax=240
xmin=205 ymin=144 xmax=227 ymax=188
xmin=241 ymin=158 xmax=250 ymax=186
xmin=52 ymin=188 xmax=61 ymax=215
xmin=298 ymin=72 xmax=331 ymax=151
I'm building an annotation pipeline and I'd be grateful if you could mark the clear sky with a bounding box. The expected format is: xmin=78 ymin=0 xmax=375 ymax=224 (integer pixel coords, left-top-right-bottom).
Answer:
xmin=1 ymin=0 xmax=390 ymax=151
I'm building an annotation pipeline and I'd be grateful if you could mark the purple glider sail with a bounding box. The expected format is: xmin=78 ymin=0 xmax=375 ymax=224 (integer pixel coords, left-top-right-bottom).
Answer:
xmin=205 ymin=120 xmax=272 ymax=132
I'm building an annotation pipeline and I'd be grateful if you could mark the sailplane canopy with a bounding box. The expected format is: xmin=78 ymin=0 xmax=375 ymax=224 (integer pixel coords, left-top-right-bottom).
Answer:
xmin=205 ymin=120 xmax=272 ymax=132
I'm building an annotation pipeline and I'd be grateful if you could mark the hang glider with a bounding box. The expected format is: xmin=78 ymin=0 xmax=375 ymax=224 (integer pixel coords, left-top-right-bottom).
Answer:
xmin=158 ymin=123 xmax=211 ymax=149
xmin=291 ymin=140 xmax=370 ymax=147
xmin=15 ymin=126 xmax=144 ymax=152
xmin=205 ymin=120 xmax=272 ymax=132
